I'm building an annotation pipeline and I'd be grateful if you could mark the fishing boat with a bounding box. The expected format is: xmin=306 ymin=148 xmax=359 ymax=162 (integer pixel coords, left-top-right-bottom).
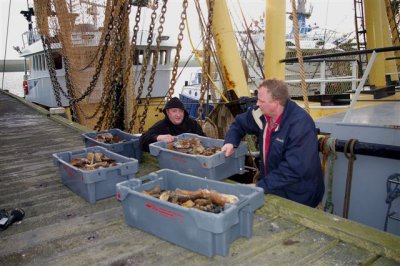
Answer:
xmin=179 ymin=1 xmax=400 ymax=238
xmin=179 ymin=68 xmax=222 ymax=119
xmin=16 ymin=1 xmax=177 ymax=131
xmin=179 ymin=0 xmax=357 ymax=117
xmin=237 ymin=0 xmax=355 ymax=90
xmin=1 ymin=1 xmax=399 ymax=263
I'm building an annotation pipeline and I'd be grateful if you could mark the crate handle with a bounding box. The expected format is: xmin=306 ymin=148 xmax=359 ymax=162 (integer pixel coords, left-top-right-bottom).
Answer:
xmin=139 ymin=174 xmax=158 ymax=184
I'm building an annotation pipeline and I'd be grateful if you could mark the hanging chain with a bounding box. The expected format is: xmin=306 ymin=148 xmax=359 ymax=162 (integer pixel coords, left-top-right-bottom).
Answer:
xmin=111 ymin=3 xmax=142 ymax=128
xmin=198 ymin=0 xmax=214 ymax=121
xmin=41 ymin=36 xmax=64 ymax=107
xmin=128 ymin=0 xmax=159 ymax=132
xmin=70 ymin=2 xmax=117 ymax=104
xmin=166 ymin=0 xmax=188 ymax=100
xmin=105 ymin=1 xmax=132 ymax=129
xmin=80 ymin=1 xmax=122 ymax=122
xmin=94 ymin=1 xmax=129 ymax=130
xmin=138 ymin=0 xmax=168 ymax=133
xmin=63 ymin=57 xmax=80 ymax=121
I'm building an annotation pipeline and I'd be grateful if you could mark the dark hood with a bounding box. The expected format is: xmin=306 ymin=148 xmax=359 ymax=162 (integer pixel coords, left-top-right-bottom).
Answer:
xmin=163 ymin=97 xmax=188 ymax=117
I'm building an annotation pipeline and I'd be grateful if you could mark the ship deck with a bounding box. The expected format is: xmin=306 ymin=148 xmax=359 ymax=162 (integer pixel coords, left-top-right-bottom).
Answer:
xmin=1 ymin=90 xmax=399 ymax=265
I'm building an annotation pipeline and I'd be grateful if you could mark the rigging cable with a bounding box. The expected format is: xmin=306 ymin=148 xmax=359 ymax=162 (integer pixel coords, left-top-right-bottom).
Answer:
xmin=291 ymin=0 xmax=310 ymax=113
xmin=185 ymin=12 xmax=228 ymax=103
xmin=236 ymin=0 xmax=264 ymax=79
xmin=1 ymin=0 xmax=12 ymax=91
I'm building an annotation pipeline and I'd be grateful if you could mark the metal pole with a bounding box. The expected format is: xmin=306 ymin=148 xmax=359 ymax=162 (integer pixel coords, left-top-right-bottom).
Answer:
xmin=1 ymin=0 xmax=12 ymax=91
xmin=343 ymin=51 xmax=377 ymax=122
xmin=318 ymin=137 xmax=400 ymax=160
xmin=281 ymin=45 xmax=400 ymax=64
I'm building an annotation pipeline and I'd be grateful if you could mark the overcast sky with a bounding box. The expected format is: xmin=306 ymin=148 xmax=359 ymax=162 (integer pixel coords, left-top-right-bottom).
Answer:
xmin=1 ymin=0 xmax=354 ymax=60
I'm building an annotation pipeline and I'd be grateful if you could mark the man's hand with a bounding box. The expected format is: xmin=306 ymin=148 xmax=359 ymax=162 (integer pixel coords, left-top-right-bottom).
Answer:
xmin=221 ymin=143 xmax=235 ymax=157
xmin=156 ymin=134 xmax=175 ymax=143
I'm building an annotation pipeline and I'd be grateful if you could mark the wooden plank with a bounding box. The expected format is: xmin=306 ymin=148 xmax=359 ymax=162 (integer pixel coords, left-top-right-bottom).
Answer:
xmin=1 ymin=91 xmax=399 ymax=265
xmin=265 ymin=195 xmax=400 ymax=262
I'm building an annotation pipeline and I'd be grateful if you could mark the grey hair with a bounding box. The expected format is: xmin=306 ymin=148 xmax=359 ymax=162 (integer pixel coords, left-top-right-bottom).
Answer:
xmin=257 ymin=79 xmax=289 ymax=106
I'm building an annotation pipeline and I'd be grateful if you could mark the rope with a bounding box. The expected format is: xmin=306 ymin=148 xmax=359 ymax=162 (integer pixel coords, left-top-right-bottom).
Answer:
xmin=185 ymin=17 xmax=228 ymax=103
xmin=290 ymin=0 xmax=309 ymax=113
xmin=343 ymin=138 xmax=358 ymax=218
xmin=320 ymin=136 xmax=337 ymax=214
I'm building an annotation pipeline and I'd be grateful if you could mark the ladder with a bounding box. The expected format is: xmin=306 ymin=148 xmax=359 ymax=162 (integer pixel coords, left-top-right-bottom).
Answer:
xmin=353 ymin=0 xmax=368 ymax=77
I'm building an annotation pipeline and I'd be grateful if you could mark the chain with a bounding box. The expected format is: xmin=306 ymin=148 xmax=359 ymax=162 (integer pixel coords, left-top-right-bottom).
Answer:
xmin=94 ymin=1 xmax=129 ymax=130
xmin=111 ymin=1 xmax=141 ymax=128
xmin=166 ymin=0 xmax=188 ymax=100
xmin=70 ymin=2 xmax=117 ymax=104
xmin=106 ymin=1 xmax=131 ymax=129
xmin=198 ymin=0 xmax=214 ymax=121
xmin=128 ymin=0 xmax=159 ymax=132
xmin=81 ymin=1 xmax=122 ymax=122
xmin=41 ymin=36 xmax=63 ymax=107
xmin=63 ymin=57 xmax=80 ymax=121
xmin=126 ymin=8 xmax=144 ymax=132
xmin=138 ymin=0 xmax=168 ymax=133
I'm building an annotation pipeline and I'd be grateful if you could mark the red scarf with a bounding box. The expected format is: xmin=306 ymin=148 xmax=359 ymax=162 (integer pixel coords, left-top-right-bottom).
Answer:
xmin=263 ymin=114 xmax=282 ymax=174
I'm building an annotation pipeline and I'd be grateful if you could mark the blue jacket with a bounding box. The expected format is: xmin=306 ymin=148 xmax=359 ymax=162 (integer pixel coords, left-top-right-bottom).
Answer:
xmin=224 ymin=100 xmax=324 ymax=207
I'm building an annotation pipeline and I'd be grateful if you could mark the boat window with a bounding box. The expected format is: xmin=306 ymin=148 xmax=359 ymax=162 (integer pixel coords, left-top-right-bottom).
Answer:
xmin=32 ymin=55 xmax=36 ymax=70
xmin=28 ymin=56 xmax=33 ymax=72
xmin=134 ymin=50 xmax=144 ymax=65
xmin=149 ymin=51 xmax=154 ymax=65
xmin=194 ymin=91 xmax=198 ymax=97
xmin=41 ymin=54 xmax=46 ymax=70
xmin=52 ymin=52 xmax=63 ymax=70
xmin=159 ymin=50 xmax=167 ymax=65
xmin=35 ymin=55 xmax=38 ymax=70
xmin=38 ymin=54 xmax=42 ymax=71
xmin=189 ymin=90 xmax=192 ymax=95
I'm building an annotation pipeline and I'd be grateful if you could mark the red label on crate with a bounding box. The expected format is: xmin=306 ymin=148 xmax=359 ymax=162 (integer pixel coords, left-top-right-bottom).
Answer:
xmin=63 ymin=165 xmax=75 ymax=177
xmin=171 ymin=155 xmax=186 ymax=163
xmin=145 ymin=202 xmax=184 ymax=222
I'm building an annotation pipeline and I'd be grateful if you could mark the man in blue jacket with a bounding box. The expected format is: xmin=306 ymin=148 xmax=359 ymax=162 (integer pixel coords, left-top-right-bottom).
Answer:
xmin=222 ymin=79 xmax=324 ymax=207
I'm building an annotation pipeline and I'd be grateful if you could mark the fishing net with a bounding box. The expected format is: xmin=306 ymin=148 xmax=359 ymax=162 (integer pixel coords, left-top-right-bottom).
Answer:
xmin=33 ymin=0 xmax=127 ymax=129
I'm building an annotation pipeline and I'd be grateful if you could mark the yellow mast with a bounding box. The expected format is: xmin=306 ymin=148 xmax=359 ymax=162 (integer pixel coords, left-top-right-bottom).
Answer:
xmin=380 ymin=1 xmax=399 ymax=82
xmin=207 ymin=0 xmax=250 ymax=97
xmin=364 ymin=0 xmax=392 ymax=86
xmin=264 ymin=0 xmax=286 ymax=79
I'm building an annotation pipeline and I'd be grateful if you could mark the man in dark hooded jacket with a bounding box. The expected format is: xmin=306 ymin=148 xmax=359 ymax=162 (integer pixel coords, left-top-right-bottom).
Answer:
xmin=140 ymin=97 xmax=205 ymax=152
xmin=221 ymin=79 xmax=324 ymax=208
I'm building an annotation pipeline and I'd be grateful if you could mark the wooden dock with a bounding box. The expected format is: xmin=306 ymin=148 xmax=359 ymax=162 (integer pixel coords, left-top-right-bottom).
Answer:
xmin=0 ymin=90 xmax=399 ymax=265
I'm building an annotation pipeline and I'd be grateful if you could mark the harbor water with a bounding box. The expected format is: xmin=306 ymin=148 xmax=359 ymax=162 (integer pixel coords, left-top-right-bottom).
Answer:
xmin=0 ymin=67 xmax=201 ymax=99
xmin=0 ymin=71 xmax=24 ymax=97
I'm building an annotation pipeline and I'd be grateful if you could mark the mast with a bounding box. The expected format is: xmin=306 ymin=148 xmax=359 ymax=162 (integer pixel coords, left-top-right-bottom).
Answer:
xmin=264 ymin=0 xmax=286 ymax=79
xmin=207 ymin=0 xmax=250 ymax=97
xmin=364 ymin=0 xmax=397 ymax=86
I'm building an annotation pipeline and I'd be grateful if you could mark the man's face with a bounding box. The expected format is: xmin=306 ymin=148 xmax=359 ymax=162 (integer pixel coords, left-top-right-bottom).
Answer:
xmin=256 ymin=86 xmax=279 ymax=116
xmin=166 ymin=108 xmax=185 ymax=125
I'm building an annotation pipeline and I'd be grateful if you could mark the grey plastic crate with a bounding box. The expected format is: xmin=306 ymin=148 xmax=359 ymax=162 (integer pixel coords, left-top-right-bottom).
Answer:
xmin=116 ymin=169 xmax=264 ymax=257
xmin=53 ymin=146 xmax=138 ymax=204
xmin=82 ymin=128 xmax=143 ymax=162
xmin=149 ymin=133 xmax=247 ymax=180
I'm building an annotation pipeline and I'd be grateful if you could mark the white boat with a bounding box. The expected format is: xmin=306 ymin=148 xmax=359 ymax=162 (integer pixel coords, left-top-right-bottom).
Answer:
xmin=179 ymin=68 xmax=217 ymax=119
xmin=18 ymin=29 xmax=175 ymax=109
xmin=238 ymin=0 xmax=354 ymax=89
